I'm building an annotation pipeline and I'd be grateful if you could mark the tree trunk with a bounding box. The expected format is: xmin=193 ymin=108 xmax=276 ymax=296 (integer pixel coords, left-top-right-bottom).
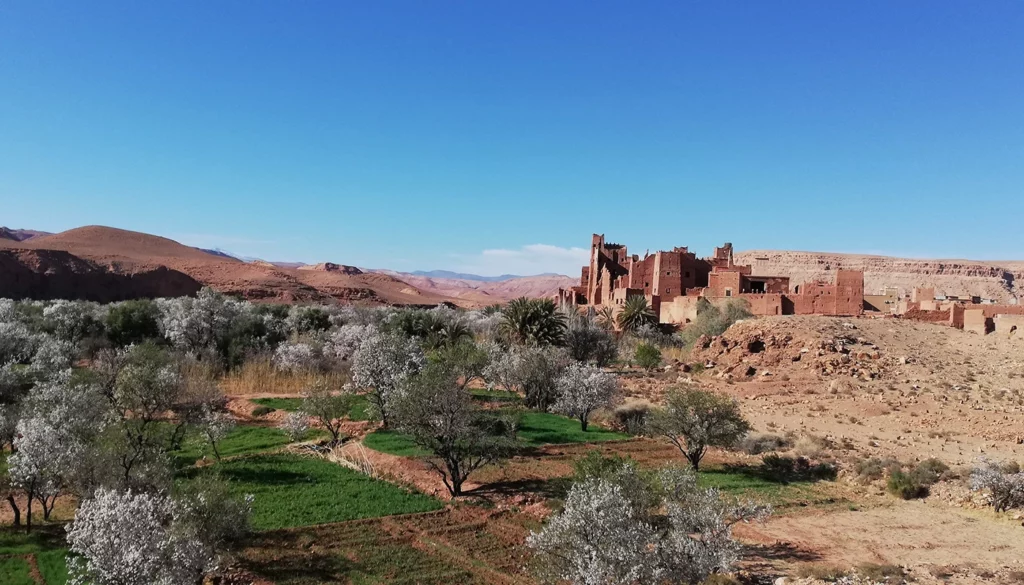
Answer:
xmin=580 ymin=417 xmax=589 ymax=432
xmin=6 ymin=495 xmax=20 ymax=527
xmin=25 ymin=490 xmax=33 ymax=533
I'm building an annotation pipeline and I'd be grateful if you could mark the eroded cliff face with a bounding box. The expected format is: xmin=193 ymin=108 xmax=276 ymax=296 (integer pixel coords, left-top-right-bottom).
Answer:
xmin=736 ymin=251 xmax=1023 ymax=303
xmin=0 ymin=249 xmax=202 ymax=302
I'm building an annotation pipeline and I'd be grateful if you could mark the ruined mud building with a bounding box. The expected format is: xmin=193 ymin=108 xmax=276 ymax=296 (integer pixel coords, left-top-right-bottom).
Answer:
xmin=896 ymin=287 xmax=1024 ymax=336
xmin=557 ymin=234 xmax=864 ymax=325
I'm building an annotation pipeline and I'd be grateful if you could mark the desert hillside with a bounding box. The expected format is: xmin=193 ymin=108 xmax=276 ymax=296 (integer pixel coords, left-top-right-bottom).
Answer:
xmin=736 ymin=250 xmax=1024 ymax=303
xmin=0 ymin=225 xmax=458 ymax=305
xmin=375 ymin=270 xmax=577 ymax=304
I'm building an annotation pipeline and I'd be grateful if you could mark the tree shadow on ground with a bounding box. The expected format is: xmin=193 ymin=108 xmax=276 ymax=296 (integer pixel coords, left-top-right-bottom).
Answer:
xmin=742 ymin=540 xmax=823 ymax=564
xmin=717 ymin=458 xmax=838 ymax=486
xmin=467 ymin=476 xmax=572 ymax=502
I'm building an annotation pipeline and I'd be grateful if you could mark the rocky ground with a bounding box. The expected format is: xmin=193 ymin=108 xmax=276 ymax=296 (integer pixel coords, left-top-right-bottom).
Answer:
xmin=623 ymin=315 xmax=1024 ymax=583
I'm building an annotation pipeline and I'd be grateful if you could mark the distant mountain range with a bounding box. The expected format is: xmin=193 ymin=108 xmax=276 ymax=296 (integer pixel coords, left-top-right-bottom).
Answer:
xmin=184 ymin=248 xmax=568 ymax=284
xmin=0 ymin=225 xmax=573 ymax=305
xmin=407 ymin=270 xmax=564 ymax=282
xmin=9 ymin=224 xmax=1017 ymax=305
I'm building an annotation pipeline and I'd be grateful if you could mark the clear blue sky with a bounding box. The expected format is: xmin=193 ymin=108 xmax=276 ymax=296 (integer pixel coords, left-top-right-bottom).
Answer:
xmin=2 ymin=2 xmax=1022 ymax=275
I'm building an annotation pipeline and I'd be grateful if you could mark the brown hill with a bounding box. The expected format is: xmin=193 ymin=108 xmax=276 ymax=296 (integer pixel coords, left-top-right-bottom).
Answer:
xmin=0 ymin=225 xmax=457 ymax=306
xmin=375 ymin=271 xmax=577 ymax=304
xmin=736 ymin=250 xmax=1024 ymax=303
xmin=0 ymin=227 xmax=51 ymax=242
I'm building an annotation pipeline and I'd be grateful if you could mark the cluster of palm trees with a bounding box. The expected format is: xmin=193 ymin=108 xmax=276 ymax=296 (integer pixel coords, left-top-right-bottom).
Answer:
xmin=498 ymin=295 xmax=658 ymax=347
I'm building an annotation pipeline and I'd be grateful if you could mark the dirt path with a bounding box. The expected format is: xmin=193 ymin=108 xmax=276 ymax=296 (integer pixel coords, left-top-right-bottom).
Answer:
xmin=737 ymin=498 xmax=1024 ymax=577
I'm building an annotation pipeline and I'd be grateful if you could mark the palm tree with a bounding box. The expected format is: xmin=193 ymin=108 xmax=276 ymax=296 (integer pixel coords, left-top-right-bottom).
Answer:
xmin=595 ymin=306 xmax=616 ymax=331
xmin=499 ymin=297 xmax=567 ymax=346
xmin=617 ymin=296 xmax=656 ymax=332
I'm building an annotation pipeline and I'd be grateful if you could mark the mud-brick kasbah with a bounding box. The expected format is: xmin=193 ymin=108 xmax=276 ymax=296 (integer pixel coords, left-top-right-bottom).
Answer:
xmin=557 ymin=234 xmax=865 ymax=325
xmin=557 ymin=233 xmax=1024 ymax=335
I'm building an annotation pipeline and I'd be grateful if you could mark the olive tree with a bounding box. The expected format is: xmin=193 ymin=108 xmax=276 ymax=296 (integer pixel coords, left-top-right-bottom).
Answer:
xmin=95 ymin=344 xmax=185 ymax=488
xmin=528 ymin=461 xmax=769 ymax=585
xmin=647 ymin=385 xmax=750 ymax=471
xmin=197 ymin=404 xmax=235 ymax=461
xmin=106 ymin=299 xmax=162 ymax=347
xmin=552 ymin=363 xmax=619 ymax=431
xmin=352 ymin=332 xmax=423 ymax=428
xmin=563 ymin=310 xmax=619 ymax=366
xmin=299 ymin=378 xmax=357 ymax=446
xmin=393 ymin=362 xmax=518 ymax=497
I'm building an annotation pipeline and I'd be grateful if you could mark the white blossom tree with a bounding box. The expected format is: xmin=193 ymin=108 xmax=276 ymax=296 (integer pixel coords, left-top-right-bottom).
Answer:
xmin=43 ymin=300 xmax=103 ymax=343
xmin=8 ymin=371 xmax=107 ymax=528
xmin=552 ymin=363 xmax=619 ymax=431
xmin=352 ymin=332 xmax=423 ymax=428
xmin=157 ymin=288 xmax=240 ymax=354
xmin=197 ymin=404 xmax=235 ymax=461
xmin=970 ymin=459 xmax=1024 ymax=512
xmin=66 ymin=482 xmax=252 ymax=585
xmin=528 ymin=463 xmax=769 ymax=585
xmin=30 ymin=336 xmax=78 ymax=378
xmin=272 ymin=341 xmax=322 ymax=373
xmin=482 ymin=344 xmax=523 ymax=393
xmin=280 ymin=411 xmax=310 ymax=441
xmin=327 ymin=323 xmax=378 ymax=362
xmin=0 ymin=321 xmax=36 ymax=364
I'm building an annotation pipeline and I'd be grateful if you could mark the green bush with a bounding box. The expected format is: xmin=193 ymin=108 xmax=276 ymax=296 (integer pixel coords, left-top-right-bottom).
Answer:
xmin=106 ymin=299 xmax=162 ymax=346
xmin=854 ymin=457 xmax=901 ymax=483
xmin=251 ymin=405 xmax=275 ymax=417
xmin=634 ymin=343 xmax=662 ymax=371
xmin=679 ymin=299 xmax=752 ymax=347
xmin=887 ymin=470 xmax=928 ymax=499
xmin=910 ymin=458 xmax=950 ymax=486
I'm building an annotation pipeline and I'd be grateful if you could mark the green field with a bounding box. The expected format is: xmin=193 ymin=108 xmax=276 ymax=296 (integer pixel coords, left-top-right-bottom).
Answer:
xmin=516 ymin=411 xmax=629 ymax=447
xmin=0 ymin=528 xmax=69 ymax=585
xmin=172 ymin=424 xmax=303 ymax=467
xmin=362 ymin=429 xmax=432 ymax=457
xmin=0 ymin=557 xmax=35 ymax=585
xmin=699 ymin=465 xmax=845 ymax=510
xmin=363 ymin=411 xmax=629 ymax=457
xmin=251 ymin=397 xmax=303 ymax=411
xmin=198 ymin=454 xmax=442 ymax=530
xmin=252 ymin=395 xmax=372 ymax=421
xmin=469 ymin=388 xmax=522 ymax=404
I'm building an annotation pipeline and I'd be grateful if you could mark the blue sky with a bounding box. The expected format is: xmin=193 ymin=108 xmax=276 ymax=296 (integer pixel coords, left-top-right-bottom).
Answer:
xmin=2 ymin=2 xmax=1022 ymax=276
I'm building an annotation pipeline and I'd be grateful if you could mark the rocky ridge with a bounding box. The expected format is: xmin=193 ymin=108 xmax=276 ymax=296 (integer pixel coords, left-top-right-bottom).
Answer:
xmin=736 ymin=250 xmax=1023 ymax=303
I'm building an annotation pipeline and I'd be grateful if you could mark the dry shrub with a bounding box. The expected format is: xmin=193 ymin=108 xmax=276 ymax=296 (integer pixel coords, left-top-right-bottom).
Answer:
xmin=928 ymin=565 xmax=956 ymax=579
xmin=739 ymin=432 xmax=793 ymax=455
xmin=795 ymin=564 xmax=848 ymax=581
xmin=612 ymin=400 xmax=652 ymax=435
xmin=220 ymin=357 xmax=346 ymax=395
xmin=857 ymin=563 xmax=906 ymax=581
xmin=662 ymin=346 xmax=690 ymax=364
xmin=794 ymin=434 xmax=832 ymax=459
